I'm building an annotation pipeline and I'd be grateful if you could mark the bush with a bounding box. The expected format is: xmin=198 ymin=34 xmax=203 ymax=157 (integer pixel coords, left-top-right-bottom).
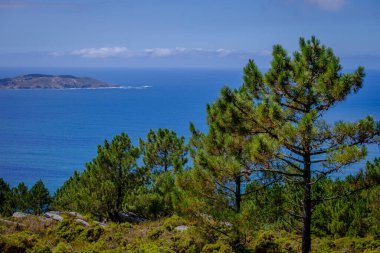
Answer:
xmin=54 ymin=219 xmax=103 ymax=243
xmin=252 ymin=231 xmax=282 ymax=253
xmin=0 ymin=231 xmax=39 ymax=253
xmin=163 ymin=215 xmax=186 ymax=231
xmin=202 ymin=240 xmax=233 ymax=253
xmin=52 ymin=242 xmax=71 ymax=253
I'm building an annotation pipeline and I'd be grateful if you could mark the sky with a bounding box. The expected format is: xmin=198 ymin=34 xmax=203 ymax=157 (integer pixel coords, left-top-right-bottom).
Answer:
xmin=0 ymin=0 xmax=379 ymax=69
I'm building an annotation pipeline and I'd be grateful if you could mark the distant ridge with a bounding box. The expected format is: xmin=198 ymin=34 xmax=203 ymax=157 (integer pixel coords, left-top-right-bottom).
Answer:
xmin=0 ymin=74 xmax=120 ymax=89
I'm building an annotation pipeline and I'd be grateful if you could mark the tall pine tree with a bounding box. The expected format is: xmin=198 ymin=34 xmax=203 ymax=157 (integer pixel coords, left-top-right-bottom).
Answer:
xmin=188 ymin=37 xmax=379 ymax=252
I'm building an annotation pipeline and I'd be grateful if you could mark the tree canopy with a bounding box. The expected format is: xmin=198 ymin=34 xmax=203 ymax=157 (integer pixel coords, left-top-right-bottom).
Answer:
xmin=140 ymin=128 xmax=188 ymax=173
xmin=180 ymin=36 xmax=380 ymax=252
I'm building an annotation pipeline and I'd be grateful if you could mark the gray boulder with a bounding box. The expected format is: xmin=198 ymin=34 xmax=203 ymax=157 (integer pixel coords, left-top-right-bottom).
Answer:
xmin=93 ymin=221 xmax=107 ymax=228
xmin=174 ymin=225 xmax=189 ymax=232
xmin=75 ymin=218 xmax=90 ymax=227
xmin=12 ymin=212 xmax=30 ymax=218
xmin=117 ymin=211 xmax=147 ymax=223
xmin=44 ymin=211 xmax=64 ymax=222
xmin=69 ymin=212 xmax=84 ymax=219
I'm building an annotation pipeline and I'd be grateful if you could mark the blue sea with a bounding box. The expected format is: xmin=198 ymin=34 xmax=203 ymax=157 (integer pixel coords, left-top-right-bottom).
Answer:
xmin=0 ymin=68 xmax=379 ymax=193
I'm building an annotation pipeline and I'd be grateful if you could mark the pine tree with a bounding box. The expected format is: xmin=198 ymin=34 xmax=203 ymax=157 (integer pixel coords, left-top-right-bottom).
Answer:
xmin=177 ymin=99 xmax=279 ymax=249
xmin=51 ymin=171 xmax=81 ymax=211
xmin=11 ymin=182 xmax=29 ymax=212
xmin=29 ymin=180 xmax=50 ymax=215
xmin=139 ymin=128 xmax=187 ymax=173
xmin=0 ymin=178 xmax=12 ymax=216
xmin=191 ymin=37 xmax=379 ymax=252
xmin=77 ymin=133 xmax=141 ymax=221
xmin=124 ymin=129 xmax=187 ymax=218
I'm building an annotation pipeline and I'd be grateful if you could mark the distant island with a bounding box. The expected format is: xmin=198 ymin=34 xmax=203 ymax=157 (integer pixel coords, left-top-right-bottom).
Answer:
xmin=0 ymin=74 xmax=120 ymax=89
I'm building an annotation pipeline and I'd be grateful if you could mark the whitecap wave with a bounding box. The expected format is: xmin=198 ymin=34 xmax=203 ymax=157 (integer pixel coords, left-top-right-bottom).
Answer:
xmin=120 ymin=85 xmax=152 ymax=89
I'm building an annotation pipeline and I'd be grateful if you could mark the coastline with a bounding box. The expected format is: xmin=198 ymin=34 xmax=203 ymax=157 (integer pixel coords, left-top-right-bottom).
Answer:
xmin=0 ymin=85 xmax=152 ymax=90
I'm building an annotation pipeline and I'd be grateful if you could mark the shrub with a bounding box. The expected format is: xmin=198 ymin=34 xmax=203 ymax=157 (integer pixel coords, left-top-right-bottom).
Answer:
xmin=201 ymin=240 xmax=233 ymax=253
xmin=52 ymin=242 xmax=71 ymax=253
xmin=163 ymin=215 xmax=186 ymax=231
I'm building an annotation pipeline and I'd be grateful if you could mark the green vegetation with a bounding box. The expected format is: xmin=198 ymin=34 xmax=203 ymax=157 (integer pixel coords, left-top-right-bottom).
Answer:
xmin=0 ymin=179 xmax=50 ymax=216
xmin=184 ymin=36 xmax=379 ymax=252
xmin=140 ymin=128 xmax=188 ymax=173
xmin=1 ymin=37 xmax=379 ymax=252
xmin=52 ymin=133 xmax=142 ymax=221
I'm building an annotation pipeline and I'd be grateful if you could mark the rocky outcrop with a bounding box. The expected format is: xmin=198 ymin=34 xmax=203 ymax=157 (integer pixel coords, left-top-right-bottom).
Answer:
xmin=0 ymin=74 xmax=120 ymax=89
xmin=74 ymin=218 xmax=90 ymax=227
xmin=10 ymin=211 xmax=110 ymax=227
xmin=44 ymin=211 xmax=64 ymax=222
xmin=0 ymin=218 xmax=26 ymax=227
xmin=117 ymin=211 xmax=147 ymax=223
xmin=69 ymin=212 xmax=84 ymax=219
xmin=12 ymin=212 xmax=30 ymax=218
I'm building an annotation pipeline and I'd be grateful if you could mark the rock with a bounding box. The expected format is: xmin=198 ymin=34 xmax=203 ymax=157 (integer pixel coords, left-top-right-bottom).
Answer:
xmin=44 ymin=211 xmax=64 ymax=222
xmin=174 ymin=225 xmax=189 ymax=232
xmin=69 ymin=212 xmax=84 ymax=219
xmin=0 ymin=218 xmax=26 ymax=227
xmin=12 ymin=212 xmax=30 ymax=218
xmin=75 ymin=218 xmax=90 ymax=227
xmin=117 ymin=211 xmax=147 ymax=223
xmin=93 ymin=221 xmax=107 ymax=228
xmin=221 ymin=221 xmax=232 ymax=227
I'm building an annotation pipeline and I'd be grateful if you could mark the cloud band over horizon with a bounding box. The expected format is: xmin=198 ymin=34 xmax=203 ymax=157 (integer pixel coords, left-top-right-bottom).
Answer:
xmin=50 ymin=47 xmax=254 ymax=59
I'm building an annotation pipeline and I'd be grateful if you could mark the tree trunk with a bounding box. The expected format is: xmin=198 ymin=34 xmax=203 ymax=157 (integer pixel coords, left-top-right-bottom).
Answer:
xmin=302 ymin=154 xmax=312 ymax=253
xmin=116 ymin=165 xmax=122 ymax=216
xmin=235 ymin=175 xmax=241 ymax=213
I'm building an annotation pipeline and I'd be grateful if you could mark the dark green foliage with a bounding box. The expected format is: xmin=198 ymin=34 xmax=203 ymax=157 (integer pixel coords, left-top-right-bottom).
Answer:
xmin=53 ymin=133 xmax=141 ymax=221
xmin=1 ymin=178 xmax=51 ymax=216
xmin=53 ymin=130 xmax=187 ymax=221
xmin=55 ymin=219 xmax=103 ymax=243
xmin=28 ymin=180 xmax=50 ymax=215
xmin=122 ymin=128 xmax=187 ymax=219
xmin=312 ymin=158 xmax=380 ymax=238
xmin=202 ymin=241 xmax=233 ymax=253
xmin=253 ymin=231 xmax=281 ymax=253
xmin=124 ymin=171 xmax=179 ymax=219
xmin=140 ymin=128 xmax=188 ymax=173
xmin=177 ymin=90 xmax=280 ymax=249
xmin=50 ymin=171 xmax=81 ymax=211
xmin=11 ymin=182 xmax=29 ymax=213
xmin=0 ymin=178 xmax=12 ymax=216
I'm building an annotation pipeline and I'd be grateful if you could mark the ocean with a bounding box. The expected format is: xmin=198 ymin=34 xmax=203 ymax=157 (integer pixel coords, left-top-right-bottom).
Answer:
xmin=0 ymin=68 xmax=379 ymax=193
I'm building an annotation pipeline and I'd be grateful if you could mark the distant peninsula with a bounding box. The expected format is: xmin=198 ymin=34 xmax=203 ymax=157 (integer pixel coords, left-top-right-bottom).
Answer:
xmin=0 ymin=74 xmax=120 ymax=89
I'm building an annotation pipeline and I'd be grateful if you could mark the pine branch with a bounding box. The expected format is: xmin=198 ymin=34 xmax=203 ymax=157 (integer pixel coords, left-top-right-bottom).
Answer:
xmin=253 ymin=168 xmax=303 ymax=178
xmin=274 ymin=153 xmax=304 ymax=173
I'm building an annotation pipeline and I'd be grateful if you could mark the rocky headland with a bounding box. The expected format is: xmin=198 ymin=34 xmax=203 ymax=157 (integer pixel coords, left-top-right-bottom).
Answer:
xmin=0 ymin=74 xmax=120 ymax=89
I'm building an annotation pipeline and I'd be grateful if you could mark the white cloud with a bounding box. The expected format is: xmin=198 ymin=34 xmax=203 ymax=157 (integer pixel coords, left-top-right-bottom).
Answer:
xmin=145 ymin=48 xmax=174 ymax=57
xmin=69 ymin=47 xmax=131 ymax=58
xmin=306 ymin=0 xmax=345 ymax=11
xmin=144 ymin=48 xmax=235 ymax=57
xmin=51 ymin=47 xmax=240 ymax=59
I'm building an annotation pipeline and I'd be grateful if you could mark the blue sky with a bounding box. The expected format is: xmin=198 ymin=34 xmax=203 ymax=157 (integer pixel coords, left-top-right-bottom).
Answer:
xmin=0 ymin=0 xmax=379 ymax=69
